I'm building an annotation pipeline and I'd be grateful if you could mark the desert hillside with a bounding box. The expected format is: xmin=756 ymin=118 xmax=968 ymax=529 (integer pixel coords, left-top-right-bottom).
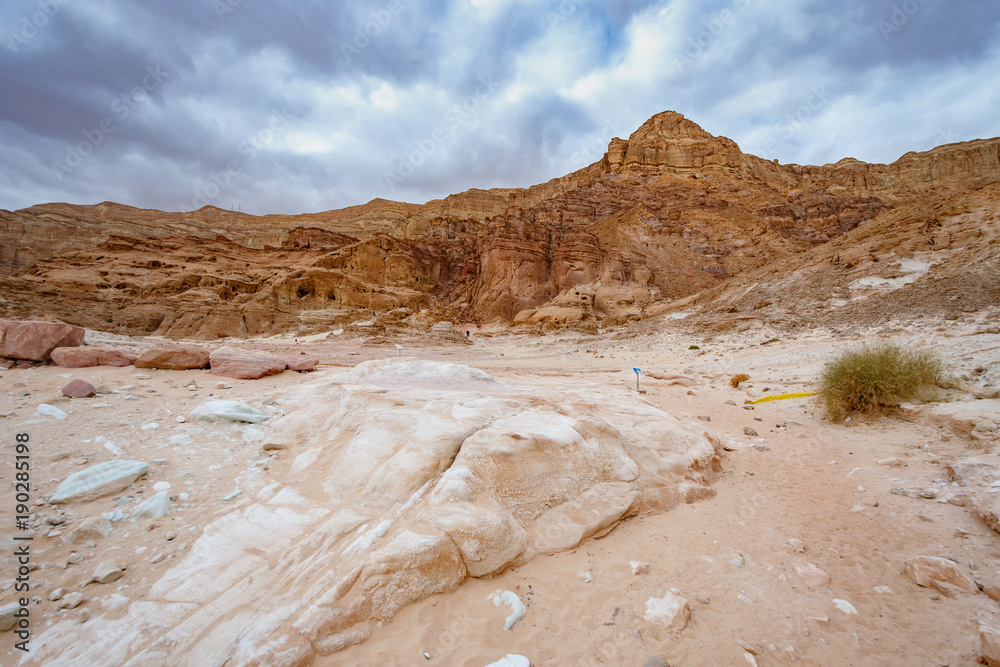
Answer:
xmin=2 ymin=111 xmax=997 ymax=339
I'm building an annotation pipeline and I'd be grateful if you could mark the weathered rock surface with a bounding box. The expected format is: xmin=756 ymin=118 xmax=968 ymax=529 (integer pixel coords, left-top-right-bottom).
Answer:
xmin=0 ymin=319 xmax=84 ymax=360
xmin=3 ymin=112 xmax=997 ymax=337
xmin=51 ymin=346 xmax=137 ymax=368
xmin=209 ymin=346 xmax=287 ymax=379
xmin=62 ymin=379 xmax=97 ymax=398
xmin=135 ymin=345 xmax=210 ymax=370
xmin=49 ymin=460 xmax=150 ymax=504
xmin=903 ymin=556 xmax=978 ymax=596
xmin=26 ymin=359 xmax=721 ymax=665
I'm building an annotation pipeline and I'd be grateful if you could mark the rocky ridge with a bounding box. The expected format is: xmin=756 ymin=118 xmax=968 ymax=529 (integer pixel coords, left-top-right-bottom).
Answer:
xmin=1 ymin=111 xmax=998 ymax=339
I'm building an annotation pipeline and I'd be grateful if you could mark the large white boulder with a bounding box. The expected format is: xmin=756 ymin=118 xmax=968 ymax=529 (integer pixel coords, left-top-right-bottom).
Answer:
xmin=26 ymin=358 xmax=722 ymax=666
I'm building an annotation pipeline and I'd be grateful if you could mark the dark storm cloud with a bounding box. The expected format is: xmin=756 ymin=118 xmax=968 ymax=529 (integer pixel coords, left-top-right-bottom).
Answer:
xmin=0 ymin=0 xmax=997 ymax=215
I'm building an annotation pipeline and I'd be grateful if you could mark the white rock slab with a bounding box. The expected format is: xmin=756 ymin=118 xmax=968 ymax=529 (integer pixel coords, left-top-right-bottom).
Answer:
xmin=49 ymin=460 xmax=150 ymax=504
xmin=191 ymin=400 xmax=265 ymax=423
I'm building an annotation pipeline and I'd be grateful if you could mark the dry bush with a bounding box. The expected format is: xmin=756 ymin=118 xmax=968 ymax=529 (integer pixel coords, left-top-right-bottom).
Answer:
xmin=730 ymin=373 xmax=750 ymax=388
xmin=819 ymin=342 xmax=953 ymax=422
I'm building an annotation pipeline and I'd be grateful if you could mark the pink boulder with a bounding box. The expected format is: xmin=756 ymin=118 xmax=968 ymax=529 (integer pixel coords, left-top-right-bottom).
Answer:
xmin=52 ymin=347 xmax=138 ymax=368
xmin=136 ymin=346 xmax=211 ymax=370
xmin=62 ymin=379 xmax=97 ymax=398
xmin=209 ymin=346 xmax=286 ymax=380
xmin=0 ymin=319 xmax=85 ymax=361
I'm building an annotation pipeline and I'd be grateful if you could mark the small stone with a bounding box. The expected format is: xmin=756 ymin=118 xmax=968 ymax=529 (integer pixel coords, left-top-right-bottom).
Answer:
xmin=878 ymin=457 xmax=905 ymax=467
xmin=0 ymin=603 xmax=19 ymax=631
xmin=753 ymin=443 xmax=770 ymax=451
xmin=724 ymin=400 xmax=737 ymax=406
xmin=175 ymin=415 xmax=186 ymax=423
xmin=165 ymin=531 xmax=176 ymax=541
xmin=35 ymin=403 xmax=68 ymax=419
xmin=262 ymin=441 xmax=286 ymax=451
xmin=972 ymin=387 xmax=1000 ymax=400
xmin=744 ymin=426 xmax=759 ymax=437
xmin=78 ymin=609 xmax=91 ymax=623
xmin=983 ymin=583 xmax=1000 ymax=602
xmin=47 ymin=588 xmax=65 ymax=602
xmin=64 ymin=515 xmax=113 ymax=544
xmin=644 ymin=592 xmax=689 ymax=631
xmin=150 ymin=553 xmax=166 ymax=564
xmin=697 ymin=415 xmax=711 ymax=422
xmin=577 ymin=570 xmax=593 ymax=583
xmin=795 ymin=563 xmax=831 ymax=589
xmin=90 ymin=561 xmax=123 ymax=585
xmin=631 ymin=561 xmax=650 ymax=575
xmin=140 ymin=422 xmax=160 ymax=431
xmin=59 ymin=592 xmax=85 ymax=609
xmin=216 ymin=382 xmax=232 ymax=389
xmin=66 ymin=553 xmax=84 ymax=565
xmin=130 ymin=491 xmax=171 ymax=520
xmin=62 ymin=380 xmax=97 ymax=398
xmin=832 ymin=599 xmax=858 ymax=615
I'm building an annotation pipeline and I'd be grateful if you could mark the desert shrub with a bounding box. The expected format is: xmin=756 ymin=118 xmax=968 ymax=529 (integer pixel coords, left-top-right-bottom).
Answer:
xmin=689 ymin=345 xmax=700 ymax=350
xmin=819 ymin=343 xmax=953 ymax=422
xmin=730 ymin=373 xmax=750 ymax=388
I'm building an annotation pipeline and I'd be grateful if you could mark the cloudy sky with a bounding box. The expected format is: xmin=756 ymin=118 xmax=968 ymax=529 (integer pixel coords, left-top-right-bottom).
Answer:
xmin=1 ymin=0 xmax=998 ymax=215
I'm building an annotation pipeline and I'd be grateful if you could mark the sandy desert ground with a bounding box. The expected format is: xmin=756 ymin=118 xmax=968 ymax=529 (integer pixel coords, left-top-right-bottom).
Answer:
xmin=2 ymin=312 xmax=1000 ymax=667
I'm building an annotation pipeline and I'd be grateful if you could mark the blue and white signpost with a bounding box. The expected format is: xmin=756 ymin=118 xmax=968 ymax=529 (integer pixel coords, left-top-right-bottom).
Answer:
xmin=633 ymin=367 xmax=641 ymax=392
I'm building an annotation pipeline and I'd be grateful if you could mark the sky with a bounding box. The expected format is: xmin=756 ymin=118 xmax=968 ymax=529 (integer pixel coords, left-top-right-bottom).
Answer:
xmin=0 ymin=0 xmax=998 ymax=215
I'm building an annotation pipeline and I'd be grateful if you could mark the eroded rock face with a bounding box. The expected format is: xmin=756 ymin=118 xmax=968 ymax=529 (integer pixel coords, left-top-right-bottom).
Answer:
xmin=25 ymin=360 xmax=723 ymax=666
xmin=4 ymin=111 xmax=996 ymax=337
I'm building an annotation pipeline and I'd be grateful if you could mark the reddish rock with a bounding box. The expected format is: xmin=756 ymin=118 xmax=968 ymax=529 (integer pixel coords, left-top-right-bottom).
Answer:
xmin=0 ymin=319 xmax=85 ymax=361
xmin=62 ymin=379 xmax=97 ymax=398
xmin=283 ymin=356 xmax=319 ymax=372
xmin=135 ymin=346 xmax=210 ymax=370
xmin=51 ymin=346 xmax=137 ymax=368
xmin=209 ymin=346 xmax=286 ymax=380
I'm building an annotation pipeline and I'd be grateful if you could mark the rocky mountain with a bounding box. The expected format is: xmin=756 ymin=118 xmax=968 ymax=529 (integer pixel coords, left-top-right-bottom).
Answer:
xmin=1 ymin=111 xmax=997 ymax=339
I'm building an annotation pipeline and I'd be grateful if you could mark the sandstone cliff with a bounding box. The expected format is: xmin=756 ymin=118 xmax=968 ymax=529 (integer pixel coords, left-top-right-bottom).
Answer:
xmin=1 ymin=111 xmax=997 ymax=338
